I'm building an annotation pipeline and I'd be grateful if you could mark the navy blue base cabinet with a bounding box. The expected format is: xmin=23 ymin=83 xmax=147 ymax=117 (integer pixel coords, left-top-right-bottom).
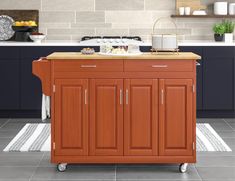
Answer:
xmin=180 ymin=46 xmax=235 ymax=118
xmin=0 ymin=46 xmax=234 ymax=118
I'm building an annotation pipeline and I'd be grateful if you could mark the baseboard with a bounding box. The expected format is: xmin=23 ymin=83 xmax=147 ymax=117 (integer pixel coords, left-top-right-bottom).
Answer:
xmin=197 ymin=110 xmax=235 ymax=118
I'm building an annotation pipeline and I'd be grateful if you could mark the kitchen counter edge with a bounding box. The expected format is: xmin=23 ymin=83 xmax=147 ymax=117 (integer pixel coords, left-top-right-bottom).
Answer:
xmin=2 ymin=41 xmax=235 ymax=46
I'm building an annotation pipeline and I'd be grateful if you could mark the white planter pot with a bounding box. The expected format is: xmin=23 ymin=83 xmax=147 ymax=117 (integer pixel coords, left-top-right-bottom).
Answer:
xmin=224 ymin=33 xmax=234 ymax=43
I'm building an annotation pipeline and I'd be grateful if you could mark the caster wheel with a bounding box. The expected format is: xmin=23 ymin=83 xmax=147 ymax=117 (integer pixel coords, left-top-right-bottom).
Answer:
xmin=57 ymin=163 xmax=67 ymax=172
xmin=179 ymin=163 xmax=188 ymax=173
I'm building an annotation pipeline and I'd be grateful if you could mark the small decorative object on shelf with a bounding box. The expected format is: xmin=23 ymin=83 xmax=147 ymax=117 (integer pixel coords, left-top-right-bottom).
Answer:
xmin=176 ymin=0 xmax=206 ymax=15
xmin=151 ymin=17 xmax=179 ymax=54
xmin=229 ymin=3 xmax=235 ymax=15
xmin=213 ymin=23 xmax=225 ymax=42
xmin=29 ymin=32 xmax=46 ymax=43
xmin=214 ymin=2 xmax=228 ymax=15
xmin=223 ymin=20 xmax=235 ymax=43
xmin=185 ymin=7 xmax=191 ymax=15
xmin=192 ymin=10 xmax=207 ymax=16
xmin=179 ymin=7 xmax=185 ymax=15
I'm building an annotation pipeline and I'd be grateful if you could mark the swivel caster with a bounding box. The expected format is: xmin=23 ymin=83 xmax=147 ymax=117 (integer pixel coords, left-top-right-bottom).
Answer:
xmin=179 ymin=163 xmax=188 ymax=173
xmin=57 ymin=163 xmax=67 ymax=172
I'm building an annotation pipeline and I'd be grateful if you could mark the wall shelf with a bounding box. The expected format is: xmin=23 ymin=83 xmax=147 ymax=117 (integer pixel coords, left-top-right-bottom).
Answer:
xmin=171 ymin=15 xmax=235 ymax=18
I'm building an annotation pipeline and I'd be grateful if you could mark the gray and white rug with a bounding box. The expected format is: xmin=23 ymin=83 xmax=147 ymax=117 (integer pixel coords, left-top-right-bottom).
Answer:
xmin=3 ymin=123 xmax=232 ymax=152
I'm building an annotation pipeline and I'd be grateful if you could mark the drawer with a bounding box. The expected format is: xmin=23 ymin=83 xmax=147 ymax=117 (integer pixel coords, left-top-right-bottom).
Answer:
xmin=124 ymin=60 xmax=194 ymax=72
xmin=0 ymin=47 xmax=20 ymax=60
xmin=204 ymin=47 xmax=234 ymax=58
xmin=54 ymin=60 xmax=123 ymax=72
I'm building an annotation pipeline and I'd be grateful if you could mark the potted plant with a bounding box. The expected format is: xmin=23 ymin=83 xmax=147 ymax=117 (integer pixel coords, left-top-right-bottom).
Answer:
xmin=213 ymin=23 xmax=225 ymax=41
xmin=223 ymin=20 xmax=235 ymax=43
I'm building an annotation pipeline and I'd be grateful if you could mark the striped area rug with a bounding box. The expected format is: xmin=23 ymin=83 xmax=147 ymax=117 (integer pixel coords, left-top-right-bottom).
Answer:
xmin=197 ymin=123 xmax=231 ymax=151
xmin=3 ymin=123 xmax=232 ymax=152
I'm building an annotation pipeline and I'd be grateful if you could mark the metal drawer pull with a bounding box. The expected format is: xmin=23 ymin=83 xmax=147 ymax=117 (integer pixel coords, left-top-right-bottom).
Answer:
xmin=152 ymin=65 xmax=168 ymax=68
xmin=120 ymin=89 xmax=123 ymax=105
xmin=126 ymin=90 xmax=129 ymax=105
xmin=196 ymin=62 xmax=201 ymax=66
xmin=81 ymin=65 xmax=97 ymax=68
xmin=85 ymin=89 xmax=88 ymax=105
xmin=161 ymin=89 xmax=164 ymax=105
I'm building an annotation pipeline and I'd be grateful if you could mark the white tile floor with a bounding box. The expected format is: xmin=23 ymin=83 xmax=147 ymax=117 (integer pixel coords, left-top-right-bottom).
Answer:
xmin=0 ymin=118 xmax=234 ymax=181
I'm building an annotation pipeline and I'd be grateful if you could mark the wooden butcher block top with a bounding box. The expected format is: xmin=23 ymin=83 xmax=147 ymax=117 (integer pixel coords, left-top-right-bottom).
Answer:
xmin=46 ymin=52 xmax=201 ymax=60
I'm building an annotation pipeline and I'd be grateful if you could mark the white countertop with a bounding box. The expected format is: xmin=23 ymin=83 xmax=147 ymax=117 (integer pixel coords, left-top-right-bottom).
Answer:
xmin=1 ymin=40 xmax=235 ymax=46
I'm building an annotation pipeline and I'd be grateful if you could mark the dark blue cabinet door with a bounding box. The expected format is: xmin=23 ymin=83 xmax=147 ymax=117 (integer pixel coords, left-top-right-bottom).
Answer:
xmin=203 ymin=47 xmax=234 ymax=110
xmin=203 ymin=57 xmax=234 ymax=110
xmin=179 ymin=46 xmax=203 ymax=110
xmin=20 ymin=59 xmax=42 ymax=110
xmin=0 ymin=60 xmax=20 ymax=109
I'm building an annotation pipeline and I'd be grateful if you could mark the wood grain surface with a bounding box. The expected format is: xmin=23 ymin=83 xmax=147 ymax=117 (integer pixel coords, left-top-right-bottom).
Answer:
xmin=46 ymin=52 xmax=201 ymax=60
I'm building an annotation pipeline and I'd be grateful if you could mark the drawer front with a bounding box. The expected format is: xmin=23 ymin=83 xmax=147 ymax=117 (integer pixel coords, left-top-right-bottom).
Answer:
xmin=124 ymin=60 xmax=194 ymax=72
xmin=203 ymin=46 xmax=234 ymax=58
xmin=54 ymin=60 xmax=123 ymax=72
xmin=0 ymin=47 xmax=20 ymax=60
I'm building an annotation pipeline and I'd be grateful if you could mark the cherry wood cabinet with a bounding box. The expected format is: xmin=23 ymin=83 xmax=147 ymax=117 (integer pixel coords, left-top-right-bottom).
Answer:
xmin=33 ymin=53 xmax=198 ymax=167
xmin=124 ymin=79 xmax=158 ymax=156
xmin=159 ymin=79 xmax=194 ymax=156
xmin=90 ymin=79 xmax=123 ymax=156
xmin=54 ymin=79 xmax=89 ymax=156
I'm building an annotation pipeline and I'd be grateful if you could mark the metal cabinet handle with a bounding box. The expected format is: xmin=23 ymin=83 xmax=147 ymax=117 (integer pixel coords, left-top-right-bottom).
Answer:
xmin=81 ymin=65 xmax=97 ymax=68
xmin=196 ymin=62 xmax=201 ymax=66
xmin=126 ymin=90 xmax=129 ymax=105
xmin=152 ymin=65 xmax=168 ymax=68
xmin=120 ymin=89 xmax=123 ymax=105
xmin=161 ymin=89 xmax=164 ymax=105
xmin=85 ymin=89 xmax=88 ymax=105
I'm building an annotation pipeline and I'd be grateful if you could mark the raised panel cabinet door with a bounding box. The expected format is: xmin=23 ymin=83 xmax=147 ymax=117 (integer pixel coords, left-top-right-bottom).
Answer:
xmin=159 ymin=79 xmax=194 ymax=156
xmin=54 ymin=79 xmax=88 ymax=156
xmin=90 ymin=79 xmax=123 ymax=156
xmin=124 ymin=79 xmax=158 ymax=156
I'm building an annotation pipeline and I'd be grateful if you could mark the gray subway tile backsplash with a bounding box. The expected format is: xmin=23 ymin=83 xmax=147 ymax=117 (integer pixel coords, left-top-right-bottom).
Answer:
xmin=0 ymin=0 xmax=220 ymax=41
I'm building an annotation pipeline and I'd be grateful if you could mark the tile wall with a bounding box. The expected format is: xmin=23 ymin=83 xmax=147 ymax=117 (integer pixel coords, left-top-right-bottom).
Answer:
xmin=0 ymin=0 xmax=234 ymax=42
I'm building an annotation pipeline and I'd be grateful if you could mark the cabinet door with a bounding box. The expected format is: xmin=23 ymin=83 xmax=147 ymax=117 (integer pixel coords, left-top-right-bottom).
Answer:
xmin=54 ymin=79 xmax=88 ymax=156
xmin=203 ymin=57 xmax=234 ymax=110
xmin=90 ymin=79 xmax=123 ymax=155
xmin=159 ymin=79 xmax=194 ymax=156
xmin=179 ymin=46 xmax=203 ymax=110
xmin=124 ymin=79 xmax=158 ymax=156
xmin=0 ymin=60 xmax=20 ymax=109
xmin=21 ymin=59 xmax=42 ymax=110
xmin=0 ymin=47 xmax=20 ymax=110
